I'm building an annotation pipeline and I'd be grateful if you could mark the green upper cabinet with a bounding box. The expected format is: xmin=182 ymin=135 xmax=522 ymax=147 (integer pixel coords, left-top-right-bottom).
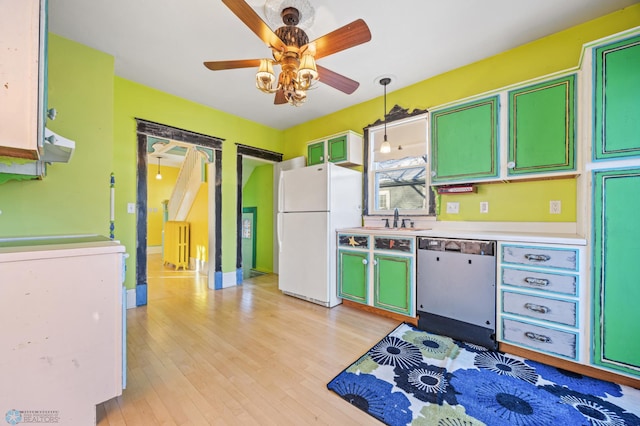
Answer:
xmin=430 ymin=96 xmax=500 ymax=183
xmin=306 ymin=131 xmax=363 ymax=167
xmin=508 ymin=74 xmax=576 ymax=176
xmin=328 ymin=135 xmax=348 ymax=163
xmin=307 ymin=141 xmax=325 ymax=166
xmin=593 ymin=34 xmax=640 ymax=161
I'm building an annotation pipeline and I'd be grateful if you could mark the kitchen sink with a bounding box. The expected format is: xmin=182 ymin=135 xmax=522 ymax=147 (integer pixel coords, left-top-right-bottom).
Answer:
xmin=360 ymin=226 xmax=431 ymax=232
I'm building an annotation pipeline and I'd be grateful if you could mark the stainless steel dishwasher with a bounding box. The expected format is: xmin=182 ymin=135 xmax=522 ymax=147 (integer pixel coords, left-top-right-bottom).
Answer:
xmin=416 ymin=237 xmax=497 ymax=349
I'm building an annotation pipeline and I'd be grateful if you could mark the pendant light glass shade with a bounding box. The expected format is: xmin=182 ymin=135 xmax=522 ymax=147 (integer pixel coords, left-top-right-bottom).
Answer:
xmin=156 ymin=157 xmax=162 ymax=180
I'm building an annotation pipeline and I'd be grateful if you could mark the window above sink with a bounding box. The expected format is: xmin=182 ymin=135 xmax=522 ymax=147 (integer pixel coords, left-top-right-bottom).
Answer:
xmin=363 ymin=105 xmax=434 ymax=217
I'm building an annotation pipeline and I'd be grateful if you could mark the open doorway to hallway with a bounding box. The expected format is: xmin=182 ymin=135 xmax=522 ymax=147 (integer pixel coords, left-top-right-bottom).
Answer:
xmin=240 ymin=156 xmax=274 ymax=280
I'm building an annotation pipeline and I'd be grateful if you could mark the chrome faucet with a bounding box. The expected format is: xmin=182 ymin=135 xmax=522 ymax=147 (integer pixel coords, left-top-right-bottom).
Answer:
xmin=393 ymin=208 xmax=399 ymax=228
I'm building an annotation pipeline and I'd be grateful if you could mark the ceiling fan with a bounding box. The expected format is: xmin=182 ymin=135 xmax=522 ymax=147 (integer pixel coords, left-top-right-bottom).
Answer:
xmin=204 ymin=0 xmax=372 ymax=106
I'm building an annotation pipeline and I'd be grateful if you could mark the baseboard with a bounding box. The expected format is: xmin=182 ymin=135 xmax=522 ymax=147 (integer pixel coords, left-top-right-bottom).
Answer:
xmin=341 ymin=299 xmax=418 ymax=326
xmin=222 ymin=271 xmax=237 ymax=288
xmin=500 ymin=342 xmax=640 ymax=390
xmin=126 ymin=289 xmax=137 ymax=309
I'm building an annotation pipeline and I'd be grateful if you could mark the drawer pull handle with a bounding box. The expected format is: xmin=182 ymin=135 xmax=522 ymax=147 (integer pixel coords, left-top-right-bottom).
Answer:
xmin=524 ymin=331 xmax=552 ymax=343
xmin=524 ymin=303 xmax=550 ymax=314
xmin=524 ymin=277 xmax=550 ymax=286
xmin=524 ymin=254 xmax=551 ymax=262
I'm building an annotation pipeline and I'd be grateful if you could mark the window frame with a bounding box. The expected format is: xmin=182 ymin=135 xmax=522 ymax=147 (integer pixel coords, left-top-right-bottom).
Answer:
xmin=362 ymin=105 xmax=435 ymax=217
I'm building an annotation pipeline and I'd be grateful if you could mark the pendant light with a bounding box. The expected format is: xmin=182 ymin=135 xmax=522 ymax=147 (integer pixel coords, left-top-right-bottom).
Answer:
xmin=155 ymin=156 xmax=163 ymax=180
xmin=379 ymin=77 xmax=391 ymax=154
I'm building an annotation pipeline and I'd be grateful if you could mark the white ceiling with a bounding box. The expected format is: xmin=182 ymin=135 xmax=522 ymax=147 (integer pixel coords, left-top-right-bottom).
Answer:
xmin=49 ymin=0 xmax=638 ymax=130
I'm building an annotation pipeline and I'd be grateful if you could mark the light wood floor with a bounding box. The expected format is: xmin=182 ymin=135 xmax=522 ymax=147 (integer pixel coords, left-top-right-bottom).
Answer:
xmin=97 ymin=254 xmax=398 ymax=425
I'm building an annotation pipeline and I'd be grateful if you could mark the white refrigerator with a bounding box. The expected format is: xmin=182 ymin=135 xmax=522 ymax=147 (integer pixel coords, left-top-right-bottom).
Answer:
xmin=277 ymin=163 xmax=362 ymax=307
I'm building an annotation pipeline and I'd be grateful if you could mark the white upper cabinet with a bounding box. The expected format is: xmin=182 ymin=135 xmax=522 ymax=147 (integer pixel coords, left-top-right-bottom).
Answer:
xmin=0 ymin=0 xmax=47 ymax=160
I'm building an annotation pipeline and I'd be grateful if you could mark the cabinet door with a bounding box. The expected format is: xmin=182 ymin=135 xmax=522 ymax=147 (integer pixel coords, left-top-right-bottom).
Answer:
xmin=337 ymin=249 xmax=368 ymax=303
xmin=430 ymin=96 xmax=499 ymax=183
xmin=307 ymin=141 xmax=325 ymax=166
xmin=592 ymin=168 xmax=640 ymax=376
xmin=593 ymin=35 xmax=640 ymax=160
xmin=0 ymin=0 xmax=46 ymax=160
xmin=328 ymin=135 xmax=347 ymax=163
xmin=508 ymin=74 xmax=576 ymax=175
xmin=374 ymin=254 xmax=412 ymax=315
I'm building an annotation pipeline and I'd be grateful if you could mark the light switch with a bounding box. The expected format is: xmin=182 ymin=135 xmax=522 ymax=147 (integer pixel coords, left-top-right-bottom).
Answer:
xmin=127 ymin=203 xmax=136 ymax=214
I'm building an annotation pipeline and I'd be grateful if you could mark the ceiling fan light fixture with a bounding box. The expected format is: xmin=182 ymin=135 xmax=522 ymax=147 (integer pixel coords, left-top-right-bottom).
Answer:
xmin=256 ymin=59 xmax=276 ymax=92
xmin=298 ymin=53 xmax=318 ymax=88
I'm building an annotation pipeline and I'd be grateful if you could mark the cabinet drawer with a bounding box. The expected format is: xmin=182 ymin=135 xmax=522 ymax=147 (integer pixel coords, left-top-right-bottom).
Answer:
xmin=502 ymin=291 xmax=576 ymax=327
xmin=374 ymin=236 xmax=413 ymax=253
xmin=502 ymin=318 xmax=577 ymax=359
xmin=338 ymin=234 xmax=369 ymax=249
xmin=501 ymin=267 xmax=577 ymax=295
xmin=502 ymin=245 xmax=577 ymax=271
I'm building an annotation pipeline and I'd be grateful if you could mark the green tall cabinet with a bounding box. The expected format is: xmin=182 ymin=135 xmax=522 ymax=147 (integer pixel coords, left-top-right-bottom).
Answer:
xmin=593 ymin=34 xmax=640 ymax=160
xmin=590 ymin=32 xmax=640 ymax=379
xmin=592 ymin=168 xmax=640 ymax=377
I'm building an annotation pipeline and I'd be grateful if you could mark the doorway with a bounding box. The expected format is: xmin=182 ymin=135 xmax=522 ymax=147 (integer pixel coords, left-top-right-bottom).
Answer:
xmin=135 ymin=119 xmax=223 ymax=305
xmin=241 ymin=207 xmax=259 ymax=279
xmin=236 ymin=144 xmax=283 ymax=283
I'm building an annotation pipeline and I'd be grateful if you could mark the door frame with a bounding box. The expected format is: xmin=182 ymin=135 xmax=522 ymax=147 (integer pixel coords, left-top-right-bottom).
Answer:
xmin=135 ymin=119 xmax=223 ymax=305
xmin=236 ymin=144 xmax=282 ymax=283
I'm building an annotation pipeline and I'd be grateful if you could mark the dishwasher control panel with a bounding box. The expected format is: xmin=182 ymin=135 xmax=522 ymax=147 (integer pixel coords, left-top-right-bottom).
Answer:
xmin=418 ymin=237 xmax=495 ymax=256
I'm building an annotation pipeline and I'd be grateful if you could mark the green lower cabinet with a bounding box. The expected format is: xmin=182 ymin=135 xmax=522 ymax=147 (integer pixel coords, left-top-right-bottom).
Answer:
xmin=592 ymin=167 xmax=640 ymax=377
xmin=337 ymin=249 xmax=368 ymax=303
xmin=307 ymin=141 xmax=325 ymax=166
xmin=593 ymin=34 xmax=640 ymax=160
xmin=374 ymin=254 xmax=413 ymax=316
xmin=508 ymin=74 xmax=576 ymax=175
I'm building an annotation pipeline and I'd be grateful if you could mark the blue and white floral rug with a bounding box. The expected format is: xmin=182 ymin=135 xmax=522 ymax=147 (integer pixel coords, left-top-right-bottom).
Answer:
xmin=327 ymin=323 xmax=640 ymax=425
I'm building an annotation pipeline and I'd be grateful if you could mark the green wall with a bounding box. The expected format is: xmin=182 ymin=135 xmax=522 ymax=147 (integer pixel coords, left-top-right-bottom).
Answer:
xmin=0 ymin=34 xmax=114 ymax=236
xmin=242 ymin=164 xmax=274 ymax=273
xmin=282 ymin=4 xmax=640 ymax=223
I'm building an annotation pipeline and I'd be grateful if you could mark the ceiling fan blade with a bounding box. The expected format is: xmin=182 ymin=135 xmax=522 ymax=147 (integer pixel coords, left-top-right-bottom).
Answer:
xmin=307 ymin=19 xmax=371 ymax=59
xmin=203 ymin=59 xmax=261 ymax=71
xmin=222 ymin=0 xmax=286 ymax=51
xmin=274 ymin=89 xmax=287 ymax=105
xmin=317 ymin=65 xmax=359 ymax=94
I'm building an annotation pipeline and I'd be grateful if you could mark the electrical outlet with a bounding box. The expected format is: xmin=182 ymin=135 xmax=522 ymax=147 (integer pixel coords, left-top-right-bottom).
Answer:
xmin=550 ymin=200 xmax=561 ymax=214
xmin=127 ymin=203 xmax=136 ymax=214
xmin=446 ymin=202 xmax=460 ymax=214
xmin=480 ymin=201 xmax=489 ymax=214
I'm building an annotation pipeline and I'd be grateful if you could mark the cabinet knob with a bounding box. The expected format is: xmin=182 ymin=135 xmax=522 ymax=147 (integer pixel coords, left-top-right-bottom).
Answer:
xmin=507 ymin=161 xmax=515 ymax=169
xmin=362 ymin=259 xmax=368 ymax=265
xmin=430 ymin=170 xmax=436 ymax=177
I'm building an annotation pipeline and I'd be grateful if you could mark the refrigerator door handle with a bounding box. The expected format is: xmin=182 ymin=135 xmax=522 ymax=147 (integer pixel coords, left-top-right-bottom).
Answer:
xmin=278 ymin=172 xmax=285 ymax=213
xmin=277 ymin=212 xmax=284 ymax=252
